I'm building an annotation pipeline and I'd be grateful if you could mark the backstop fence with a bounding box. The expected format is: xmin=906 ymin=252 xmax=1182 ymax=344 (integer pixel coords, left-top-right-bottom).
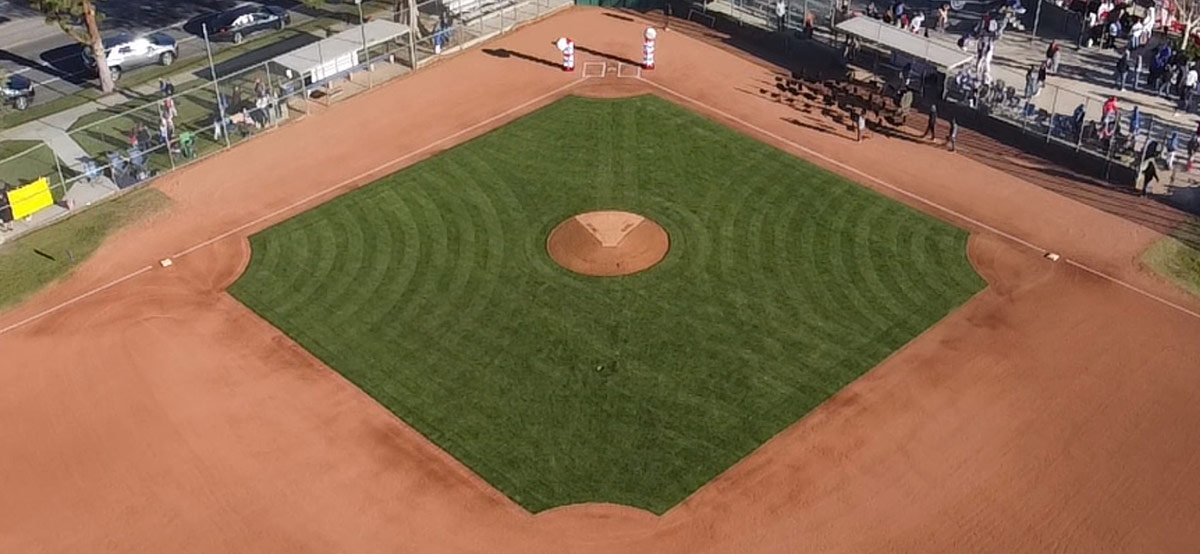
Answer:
xmin=0 ymin=0 xmax=571 ymax=243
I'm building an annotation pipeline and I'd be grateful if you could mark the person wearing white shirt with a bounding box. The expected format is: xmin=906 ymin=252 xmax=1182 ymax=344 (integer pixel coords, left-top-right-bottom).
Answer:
xmin=776 ymin=0 xmax=787 ymax=32
xmin=1181 ymin=65 xmax=1199 ymax=113
xmin=909 ymin=12 xmax=925 ymax=32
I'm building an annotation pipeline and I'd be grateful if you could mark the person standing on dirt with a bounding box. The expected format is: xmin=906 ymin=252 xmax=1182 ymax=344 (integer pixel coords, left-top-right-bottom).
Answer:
xmin=947 ymin=117 xmax=959 ymax=152
xmin=856 ymin=110 xmax=867 ymax=142
xmin=922 ymin=103 xmax=939 ymax=140
xmin=1140 ymin=157 xmax=1160 ymax=196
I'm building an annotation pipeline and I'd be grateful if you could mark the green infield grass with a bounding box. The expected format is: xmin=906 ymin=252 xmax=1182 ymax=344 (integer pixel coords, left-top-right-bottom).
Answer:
xmin=229 ymin=95 xmax=985 ymax=514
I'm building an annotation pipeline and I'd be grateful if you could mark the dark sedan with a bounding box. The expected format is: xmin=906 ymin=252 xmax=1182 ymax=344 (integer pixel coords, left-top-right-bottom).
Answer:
xmin=206 ymin=4 xmax=291 ymax=44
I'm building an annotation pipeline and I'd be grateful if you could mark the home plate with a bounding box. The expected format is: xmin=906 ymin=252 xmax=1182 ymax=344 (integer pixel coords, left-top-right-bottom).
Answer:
xmin=160 ymin=258 xmax=174 ymax=268
xmin=1044 ymin=252 xmax=1060 ymax=262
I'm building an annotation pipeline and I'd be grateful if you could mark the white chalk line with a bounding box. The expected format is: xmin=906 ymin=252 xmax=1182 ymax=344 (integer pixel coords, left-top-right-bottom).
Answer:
xmin=0 ymin=267 xmax=154 ymax=336
xmin=0 ymin=77 xmax=587 ymax=338
xmin=636 ymin=76 xmax=1200 ymax=322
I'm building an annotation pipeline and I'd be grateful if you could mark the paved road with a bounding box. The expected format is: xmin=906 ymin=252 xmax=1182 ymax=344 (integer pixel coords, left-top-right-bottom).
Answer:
xmin=0 ymin=0 xmax=318 ymax=111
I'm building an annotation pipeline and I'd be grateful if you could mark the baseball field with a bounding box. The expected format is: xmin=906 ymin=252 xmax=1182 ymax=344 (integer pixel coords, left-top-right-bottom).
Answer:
xmin=229 ymin=95 xmax=983 ymax=513
xmin=3 ymin=8 xmax=1200 ymax=554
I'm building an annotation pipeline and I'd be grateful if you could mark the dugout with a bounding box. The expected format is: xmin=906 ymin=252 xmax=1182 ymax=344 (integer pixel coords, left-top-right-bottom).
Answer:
xmin=835 ymin=16 xmax=973 ymax=97
xmin=270 ymin=19 xmax=411 ymax=92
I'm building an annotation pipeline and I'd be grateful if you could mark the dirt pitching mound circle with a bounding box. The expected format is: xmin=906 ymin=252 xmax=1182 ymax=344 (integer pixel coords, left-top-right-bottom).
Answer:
xmin=547 ymin=211 xmax=670 ymax=277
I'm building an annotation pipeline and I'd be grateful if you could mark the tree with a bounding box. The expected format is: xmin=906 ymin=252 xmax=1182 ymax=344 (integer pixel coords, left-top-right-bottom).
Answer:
xmin=29 ymin=0 xmax=115 ymax=93
xmin=1165 ymin=0 xmax=1200 ymax=51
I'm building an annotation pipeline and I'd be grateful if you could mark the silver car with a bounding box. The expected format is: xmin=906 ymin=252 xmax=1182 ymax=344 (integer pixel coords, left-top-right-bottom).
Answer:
xmin=82 ymin=32 xmax=179 ymax=81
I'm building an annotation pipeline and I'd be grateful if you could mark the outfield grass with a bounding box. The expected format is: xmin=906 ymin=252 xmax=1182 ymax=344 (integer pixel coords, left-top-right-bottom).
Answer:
xmin=1143 ymin=223 xmax=1200 ymax=298
xmin=230 ymin=95 xmax=985 ymax=514
xmin=0 ymin=188 xmax=168 ymax=310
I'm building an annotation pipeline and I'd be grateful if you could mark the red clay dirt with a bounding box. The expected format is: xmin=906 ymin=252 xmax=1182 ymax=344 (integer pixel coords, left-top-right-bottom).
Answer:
xmin=4 ymin=9 xmax=1200 ymax=554
xmin=547 ymin=211 xmax=669 ymax=276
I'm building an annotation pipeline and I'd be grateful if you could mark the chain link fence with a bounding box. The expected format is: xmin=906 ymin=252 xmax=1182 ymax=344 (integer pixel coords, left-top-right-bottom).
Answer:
xmin=1 ymin=0 xmax=571 ymax=242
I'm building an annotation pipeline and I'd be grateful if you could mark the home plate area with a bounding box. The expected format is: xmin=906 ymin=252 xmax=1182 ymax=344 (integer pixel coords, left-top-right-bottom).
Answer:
xmin=582 ymin=61 xmax=642 ymax=79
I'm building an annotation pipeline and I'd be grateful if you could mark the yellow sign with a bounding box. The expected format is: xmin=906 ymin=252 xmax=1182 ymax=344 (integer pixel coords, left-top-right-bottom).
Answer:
xmin=6 ymin=177 xmax=54 ymax=220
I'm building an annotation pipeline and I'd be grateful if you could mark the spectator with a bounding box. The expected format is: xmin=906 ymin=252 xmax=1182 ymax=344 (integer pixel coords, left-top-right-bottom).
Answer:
xmin=892 ymin=0 xmax=906 ymax=26
xmin=867 ymin=2 xmax=879 ymax=18
xmin=1025 ymin=65 xmax=1039 ymax=98
xmin=1129 ymin=19 xmax=1144 ymax=49
xmin=776 ymin=0 xmax=788 ymax=32
xmin=1105 ymin=19 xmax=1120 ymax=49
xmin=1100 ymin=96 xmax=1119 ymax=139
xmin=1166 ymin=131 xmax=1180 ymax=169
xmin=1116 ymin=49 xmax=1130 ymax=90
xmin=1187 ymin=132 xmax=1199 ymax=171
xmin=1134 ymin=50 xmax=1144 ymax=91
xmin=1181 ymin=63 xmax=1198 ymax=113
xmin=909 ymin=11 xmax=925 ymax=33
xmin=1129 ymin=105 xmax=1142 ymax=138
xmin=921 ymin=103 xmax=938 ymax=140
xmin=1139 ymin=156 xmax=1159 ymax=196
xmin=1046 ymin=41 xmax=1060 ymax=74
xmin=1170 ymin=62 xmax=1185 ymax=98
xmin=1036 ymin=61 xmax=1048 ymax=92
xmin=936 ymin=3 xmax=949 ymax=32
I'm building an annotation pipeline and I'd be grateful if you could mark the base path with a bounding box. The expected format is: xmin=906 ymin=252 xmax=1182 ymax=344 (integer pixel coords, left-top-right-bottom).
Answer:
xmin=2 ymin=8 xmax=1200 ymax=554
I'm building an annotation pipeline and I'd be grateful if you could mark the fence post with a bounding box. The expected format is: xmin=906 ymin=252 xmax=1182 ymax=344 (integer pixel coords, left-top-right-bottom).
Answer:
xmin=1031 ymin=0 xmax=1043 ymax=43
xmin=1046 ymin=85 xmax=1058 ymax=142
xmin=1075 ymin=97 xmax=1087 ymax=152
xmin=408 ymin=0 xmax=418 ymax=68
xmin=203 ymin=23 xmax=233 ymax=149
xmin=1104 ymin=116 xmax=1117 ymax=178
xmin=50 ymin=145 xmax=67 ymax=204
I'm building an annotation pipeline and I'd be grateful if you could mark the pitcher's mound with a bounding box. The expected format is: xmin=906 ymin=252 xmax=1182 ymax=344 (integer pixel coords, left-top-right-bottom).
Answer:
xmin=547 ymin=211 xmax=670 ymax=277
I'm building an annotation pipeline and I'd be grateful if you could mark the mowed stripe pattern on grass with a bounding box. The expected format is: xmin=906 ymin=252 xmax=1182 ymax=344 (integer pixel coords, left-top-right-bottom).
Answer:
xmin=229 ymin=95 xmax=985 ymax=514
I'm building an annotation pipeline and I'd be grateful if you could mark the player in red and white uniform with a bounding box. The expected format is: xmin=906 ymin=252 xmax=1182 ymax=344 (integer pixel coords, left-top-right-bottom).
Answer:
xmin=643 ymin=27 xmax=657 ymax=70
xmin=555 ymin=37 xmax=575 ymax=72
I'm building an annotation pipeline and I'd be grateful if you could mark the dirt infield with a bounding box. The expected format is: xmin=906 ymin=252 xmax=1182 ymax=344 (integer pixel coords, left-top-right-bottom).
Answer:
xmin=547 ymin=211 xmax=669 ymax=276
xmin=3 ymin=8 xmax=1200 ymax=554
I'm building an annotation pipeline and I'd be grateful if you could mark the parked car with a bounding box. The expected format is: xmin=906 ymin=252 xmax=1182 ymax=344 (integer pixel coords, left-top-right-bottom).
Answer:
xmin=1 ymin=73 xmax=35 ymax=111
xmin=207 ymin=4 xmax=290 ymax=44
xmin=82 ymin=32 xmax=179 ymax=81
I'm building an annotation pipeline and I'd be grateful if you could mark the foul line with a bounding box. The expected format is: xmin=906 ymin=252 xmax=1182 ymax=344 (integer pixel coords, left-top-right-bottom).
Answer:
xmin=0 ymin=267 xmax=154 ymax=336
xmin=636 ymin=76 xmax=1200 ymax=322
xmin=0 ymin=77 xmax=586 ymax=338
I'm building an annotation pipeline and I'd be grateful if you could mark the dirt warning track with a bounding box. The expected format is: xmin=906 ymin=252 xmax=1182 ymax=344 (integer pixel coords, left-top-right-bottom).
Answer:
xmin=2 ymin=8 xmax=1200 ymax=554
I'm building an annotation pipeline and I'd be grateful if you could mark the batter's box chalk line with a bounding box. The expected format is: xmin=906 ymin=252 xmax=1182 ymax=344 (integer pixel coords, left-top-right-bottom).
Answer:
xmin=617 ymin=63 xmax=642 ymax=79
xmin=582 ymin=62 xmax=606 ymax=78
